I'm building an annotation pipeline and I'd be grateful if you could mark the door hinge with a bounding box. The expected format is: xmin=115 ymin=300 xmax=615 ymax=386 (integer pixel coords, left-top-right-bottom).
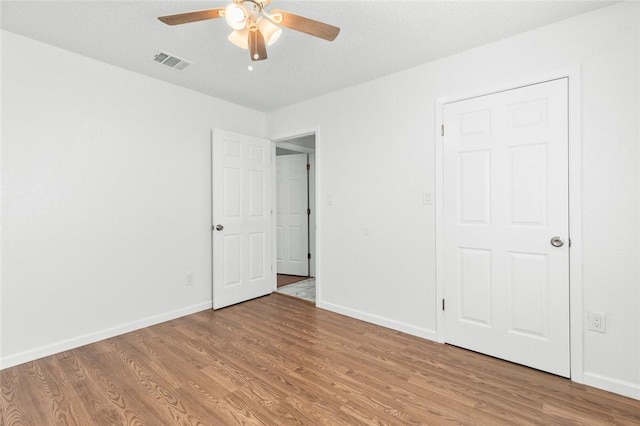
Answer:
xmin=441 ymin=124 xmax=445 ymax=137
xmin=442 ymin=299 xmax=445 ymax=311
xmin=307 ymin=208 xmax=311 ymax=215
xmin=306 ymin=163 xmax=310 ymax=171
xmin=307 ymin=253 xmax=311 ymax=260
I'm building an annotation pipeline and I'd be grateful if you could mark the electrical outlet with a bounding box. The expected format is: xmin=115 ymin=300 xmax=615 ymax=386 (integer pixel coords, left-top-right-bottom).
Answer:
xmin=185 ymin=273 xmax=194 ymax=286
xmin=588 ymin=312 xmax=606 ymax=333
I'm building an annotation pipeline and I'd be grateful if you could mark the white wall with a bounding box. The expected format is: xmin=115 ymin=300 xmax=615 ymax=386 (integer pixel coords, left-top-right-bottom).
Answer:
xmin=0 ymin=31 xmax=265 ymax=368
xmin=267 ymin=3 xmax=640 ymax=399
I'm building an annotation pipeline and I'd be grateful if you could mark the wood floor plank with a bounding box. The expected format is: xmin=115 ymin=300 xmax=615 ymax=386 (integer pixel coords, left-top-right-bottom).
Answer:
xmin=2 ymin=294 xmax=639 ymax=425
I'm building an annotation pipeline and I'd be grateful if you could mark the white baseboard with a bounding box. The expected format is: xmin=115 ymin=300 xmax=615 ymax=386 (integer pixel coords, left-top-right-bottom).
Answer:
xmin=583 ymin=371 xmax=640 ymax=400
xmin=317 ymin=300 xmax=438 ymax=341
xmin=318 ymin=302 xmax=640 ymax=401
xmin=0 ymin=301 xmax=212 ymax=370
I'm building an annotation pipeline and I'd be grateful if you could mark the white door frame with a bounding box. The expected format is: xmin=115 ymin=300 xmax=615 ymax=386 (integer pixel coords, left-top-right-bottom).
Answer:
xmin=434 ymin=68 xmax=584 ymax=382
xmin=270 ymin=127 xmax=320 ymax=301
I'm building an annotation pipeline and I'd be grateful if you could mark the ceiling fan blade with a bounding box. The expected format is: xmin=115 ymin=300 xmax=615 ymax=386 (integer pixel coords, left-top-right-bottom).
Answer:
xmin=271 ymin=9 xmax=340 ymax=41
xmin=249 ymin=29 xmax=268 ymax=61
xmin=158 ymin=8 xmax=224 ymax=26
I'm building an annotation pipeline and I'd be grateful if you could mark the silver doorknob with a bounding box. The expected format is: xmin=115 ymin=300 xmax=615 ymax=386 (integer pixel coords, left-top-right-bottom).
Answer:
xmin=215 ymin=224 xmax=224 ymax=231
xmin=550 ymin=236 xmax=564 ymax=247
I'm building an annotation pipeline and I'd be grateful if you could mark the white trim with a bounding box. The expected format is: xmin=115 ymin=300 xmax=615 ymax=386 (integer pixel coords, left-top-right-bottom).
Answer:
xmin=270 ymin=126 xmax=321 ymax=303
xmin=271 ymin=142 xmax=278 ymax=291
xmin=275 ymin=141 xmax=315 ymax=154
xmin=435 ymin=108 xmax=445 ymax=344
xmin=434 ymin=67 xmax=583 ymax=381
xmin=308 ymin=152 xmax=317 ymax=277
xmin=270 ymin=128 xmax=316 ymax=143
xmin=566 ymin=70 xmax=584 ymax=383
xmin=317 ymin=301 xmax=438 ymax=341
xmin=0 ymin=29 xmax=3 ymax=371
xmin=0 ymin=301 xmax=212 ymax=369
xmin=583 ymin=372 xmax=640 ymax=400
xmin=315 ymin=129 xmax=322 ymax=304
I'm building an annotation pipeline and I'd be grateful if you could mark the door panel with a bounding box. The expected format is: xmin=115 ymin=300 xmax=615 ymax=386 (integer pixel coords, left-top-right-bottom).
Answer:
xmin=443 ymin=79 xmax=570 ymax=377
xmin=460 ymin=248 xmax=492 ymax=326
xmin=459 ymin=150 xmax=491 ymax=224
xmin=224 ymin=167 xmax=241 ymax=217
xmin=508 ymin=252 xmax=547 ymax=337
xmin=248 ymin=232 xmax=265 ymax=280
xmin=510 ymin=144 xmax=547 ymax=225
xmin=212 ymin=129 xmax=273 ymax=309
xmin=276 ymin=154 xmax=309 ymax=276
xmin=223 ymin=234 xmax=241 ymax=286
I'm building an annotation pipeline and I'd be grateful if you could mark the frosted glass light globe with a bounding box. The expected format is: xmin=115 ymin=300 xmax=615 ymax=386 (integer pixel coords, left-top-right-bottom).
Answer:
xmin=225 ymin=4 xmax=248 ymax=30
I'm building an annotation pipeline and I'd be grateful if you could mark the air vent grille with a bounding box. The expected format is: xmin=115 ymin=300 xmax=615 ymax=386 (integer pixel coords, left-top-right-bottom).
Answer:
xmin=153 ymin=51 xmax=192 ymax=71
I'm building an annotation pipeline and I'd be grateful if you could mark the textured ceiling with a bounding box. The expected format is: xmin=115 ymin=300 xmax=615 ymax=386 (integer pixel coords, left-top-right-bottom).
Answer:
xmin=1 ymin=1 xmax=614 ymax=112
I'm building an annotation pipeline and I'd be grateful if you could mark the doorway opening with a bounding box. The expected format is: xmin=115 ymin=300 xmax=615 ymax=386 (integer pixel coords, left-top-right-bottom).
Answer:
xmin=273 ymin=133 xmax=316 ymax=304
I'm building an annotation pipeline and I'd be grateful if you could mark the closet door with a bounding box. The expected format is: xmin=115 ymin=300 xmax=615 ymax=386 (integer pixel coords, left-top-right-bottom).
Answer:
xmin=443 ymin=79 xmax=570 ymax=377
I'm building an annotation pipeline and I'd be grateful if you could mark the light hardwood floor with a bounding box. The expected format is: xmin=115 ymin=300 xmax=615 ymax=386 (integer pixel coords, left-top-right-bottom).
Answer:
xmin=1 ymin=294 xmax=638 ymax=425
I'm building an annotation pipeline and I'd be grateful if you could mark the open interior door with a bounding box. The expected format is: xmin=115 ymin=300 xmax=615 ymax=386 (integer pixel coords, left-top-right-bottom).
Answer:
xmin=212 ymin=129 xmax=274 ymax=309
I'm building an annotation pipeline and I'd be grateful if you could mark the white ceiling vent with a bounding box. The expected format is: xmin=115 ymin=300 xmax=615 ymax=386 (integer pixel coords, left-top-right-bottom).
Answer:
xmin=153 ymin=51 xmax=192 ymax=71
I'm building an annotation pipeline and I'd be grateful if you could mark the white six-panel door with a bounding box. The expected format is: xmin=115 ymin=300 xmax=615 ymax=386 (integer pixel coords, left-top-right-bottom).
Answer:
xmin=276 ymin=154 xmax=309 ymax=276
xmin=212 ymin=129 xmax=273 ymax=309
xmin=443 ymin=79 xmax=570 ymax=377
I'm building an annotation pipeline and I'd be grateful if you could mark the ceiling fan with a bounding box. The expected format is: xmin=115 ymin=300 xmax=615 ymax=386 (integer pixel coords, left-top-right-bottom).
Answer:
xmin=158 ymin=0 xmax=340 ymax=62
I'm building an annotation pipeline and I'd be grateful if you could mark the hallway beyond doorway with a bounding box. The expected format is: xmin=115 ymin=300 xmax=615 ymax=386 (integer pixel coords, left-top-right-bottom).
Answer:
xmin=276 ymin=278 xmax=316 ymax=303
xmin=277 ymin=274 xmax=310 ymax=288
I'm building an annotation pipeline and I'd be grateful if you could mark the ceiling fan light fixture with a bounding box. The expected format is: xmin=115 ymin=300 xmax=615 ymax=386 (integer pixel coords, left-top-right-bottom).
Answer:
xmin=158 ymin=2 xmax=341 ymax=62
xmin=228 ymin=29 xmax=250 ymax=49
xmin=224 ymin=3 xmax=248 ymax=30
xmin=258 ymin=18 xmax=282 ymax=46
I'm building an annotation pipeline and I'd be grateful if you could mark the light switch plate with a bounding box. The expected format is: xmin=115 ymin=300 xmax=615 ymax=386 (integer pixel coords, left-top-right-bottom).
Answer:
xmin=327 ymin=194 xmax=334 ymax=205
xmin=423 ymin=191 xmax=432 ymax=205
